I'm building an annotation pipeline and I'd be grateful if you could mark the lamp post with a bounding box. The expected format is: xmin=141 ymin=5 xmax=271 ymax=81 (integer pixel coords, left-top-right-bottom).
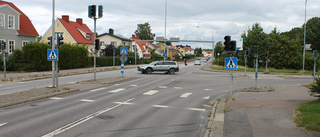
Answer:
xmin=197 ymin=26 xmax=215 ymax=59
xmin=303 ymin=0 xmax=307 ymax=73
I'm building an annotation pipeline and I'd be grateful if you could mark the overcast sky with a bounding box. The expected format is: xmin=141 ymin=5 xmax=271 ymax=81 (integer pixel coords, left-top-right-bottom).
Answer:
xmin=11 ymin=0 xmax=320 ymax=49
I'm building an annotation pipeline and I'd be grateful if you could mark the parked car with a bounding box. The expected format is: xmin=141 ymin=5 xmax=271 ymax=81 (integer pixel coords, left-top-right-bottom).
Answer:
xmin=137 ymin=61 xmax=179 ymax=74
xmin=194 ymin=58 xmax=201 ymax=65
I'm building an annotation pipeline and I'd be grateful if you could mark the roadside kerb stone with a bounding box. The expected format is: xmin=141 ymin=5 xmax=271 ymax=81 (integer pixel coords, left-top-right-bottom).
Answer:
xmin=204 ymin=99 xmax=226 ymax=137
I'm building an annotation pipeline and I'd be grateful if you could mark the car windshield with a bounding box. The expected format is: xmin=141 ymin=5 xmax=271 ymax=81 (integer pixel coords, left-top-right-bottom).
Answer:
xmin=149 ymin=61 xmax=159 ymax=65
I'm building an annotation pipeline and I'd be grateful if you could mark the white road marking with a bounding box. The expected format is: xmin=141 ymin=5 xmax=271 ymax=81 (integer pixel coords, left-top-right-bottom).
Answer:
xmin=204 ymin=89 xmax=213 ymax=91
xmin=130 ymin=85 xmax=138 ymax=87
xmin=172 ymin=79 xmax=175 ymax=81
xmin=42 ymin=98 xmax=134 ymax=137
xmin=18 ymin=82 xmax=25 ymax=84
xmin=143 ymin=90 xmax=159 ymax=95
xmin=50 ymin=97 xmax=63 ymax=100
xmin=159 ymin=86 xmax=167 ymax=89
xmin=80 ymin=99 xmax=94 ymax=102
xmin=114 ymin=84 xmax=120 ymax=86
xmin=203 ymin=96 xmax=210 ymax=100
xmin=153 ymin=105 xmax=169 ymax=108
xmin=180 ymin=93 xmax=193 ymax=98
xmin=174 ymin=87 xmax=182 ymax=89
xmin=0 ymin=123 xmax=7 ymax=127
xmin=109 ymin=88 xmax=125 ymax=93
xmin=114 ymin=102 xmax=133 ymax=105
xmin=68 ymin=81 xmax=77 ymax=84
xmin=89 ymin=87 xmax=106 ymax=92
xmin=0 ymin=84 xmax=3 ymax=87
xmin=188 ymin=108 xmax=206 ymax=111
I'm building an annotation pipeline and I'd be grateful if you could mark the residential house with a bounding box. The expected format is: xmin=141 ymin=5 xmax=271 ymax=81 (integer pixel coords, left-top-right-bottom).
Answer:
xmin=176 ymin=45 xmax=186 ymax=57
xmin=156 ymin=43 xmax=174 ymax=59
xmin=202 ymin=50 xmax=213 ymax=57
xmin=182 ymin=45 xmax=194 ymax=56
xmin=131 ymin=35 xmax=152 ymax=59
xmin=40 ymin=15 xmax=95 ymax=56
xmin=0 ymin=1 xmax=39 ymax=55
xmin=97 ymin=28 xmax=132 ymax=51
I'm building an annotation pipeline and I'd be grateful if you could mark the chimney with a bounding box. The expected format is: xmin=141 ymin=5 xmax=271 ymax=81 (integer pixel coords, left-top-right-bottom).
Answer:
xmin=62 ymin=15 xmax=69 ymax=22
xmin=132 ymin=34 xmax=135 ymax=39
xmin=76 ymin=18 xmax=83 ymax=25
xmin=137 ymin=35 xmax=139 ymax=39
xmin=109 ymin=28 xmax=114 ymax=35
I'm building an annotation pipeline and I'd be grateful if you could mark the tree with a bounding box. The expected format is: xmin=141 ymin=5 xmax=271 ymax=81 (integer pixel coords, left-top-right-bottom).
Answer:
xmin=214 ymin=41 xmax=224 ymax=58
xmin=305 ymin=17 xmax=320 ymax=51
xmin=134 ymin=22 xmax=155 ymax=40
xmin=101 ymin=44 xmax=116 ymax=56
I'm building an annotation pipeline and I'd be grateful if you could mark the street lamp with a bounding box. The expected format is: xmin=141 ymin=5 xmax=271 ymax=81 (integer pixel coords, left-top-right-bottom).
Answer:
xmin=197 ymin=26 xmax=215 ymax=59
xmin=303 ymin=0 xmax=307 ymax=73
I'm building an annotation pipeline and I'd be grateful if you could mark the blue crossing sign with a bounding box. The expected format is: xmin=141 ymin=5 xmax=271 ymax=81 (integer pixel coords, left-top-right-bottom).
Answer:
xmin=163 ymin=52 xmax=167 ymax=57
xmin=48 ymin=49 xmax=59 ymax=61
xmin=120 ymin=47 xmax=128 ymax=55
xmin=225 ymin=58 xmax=237 ymax=70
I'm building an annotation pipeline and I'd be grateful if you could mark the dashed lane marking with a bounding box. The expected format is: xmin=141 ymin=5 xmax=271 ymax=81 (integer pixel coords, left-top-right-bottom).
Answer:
xmin=203 ymin=96 xmax=210 ymax=100
xmin=42 ymin=98 xmax=135 ymax=137
xmin=114 ymin=84 xmax=121 ymax=86
xmin=188 ymin=108 xmax=206 ymax=112
xmin=109 ymin=88 xmax=125 ymax=93
xmin=153 ymin=105 xmax=169 ymax=108
xmin=143 ymin=90 xmax=159 ymax=95
xmin=204 ymin=89 xmax=213 ymax=91
xmin=180 ymin=93 xmax=193 ymax=98
xmin=0 ymin=123 xmax=7 ymax=127
xmin=68 ymin=81 xmax=77 ymax=84
xmin=89 ymin=87 xmax=106 ymax=92
xmin=50 ymin=97 xmax=63 ymax=100
xmin=159 ymin=86 xmax=167 ymax=89
xmin=130 ymin=85 xmax=138 ymax=87
xmin=114 ymin=102 xmax=133 ymax=105
xmin=174 ymin=87 xmax=182 ymax=89
xmin=80 ymin=99 xmax=94 ymax=102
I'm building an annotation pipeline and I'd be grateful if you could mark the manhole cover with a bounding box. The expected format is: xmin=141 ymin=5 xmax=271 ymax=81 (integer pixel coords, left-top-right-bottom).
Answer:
xmin=96 ymin=115 xmax=115 ymax=120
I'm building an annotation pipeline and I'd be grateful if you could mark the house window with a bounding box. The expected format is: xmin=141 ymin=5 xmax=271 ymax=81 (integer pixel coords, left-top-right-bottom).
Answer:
xmin=8 ymin=40 xmax=14 ymax=54
xmin=8 ymin=15 xmax=14 ymax=29
xmin=86 ymin=33 xmax=91 ymax=40
xmin=0 ymin=13 xmax=4 ymax=27
xmin=22 ymin=41 xmax=29 ymax=46
xmin=0 ymin=40 xmax=4 ymax=53
xmin=111 ymin=41 xmax=117 ymax=46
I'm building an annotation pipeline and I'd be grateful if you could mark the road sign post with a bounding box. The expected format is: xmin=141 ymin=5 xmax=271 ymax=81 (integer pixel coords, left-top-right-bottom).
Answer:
xmin=225 ymin=57 xmax=237 ymax=98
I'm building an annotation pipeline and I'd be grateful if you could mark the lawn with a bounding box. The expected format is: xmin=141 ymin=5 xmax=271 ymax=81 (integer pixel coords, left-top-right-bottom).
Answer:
xmin=295 ymin=100 xmax=320 ymax=132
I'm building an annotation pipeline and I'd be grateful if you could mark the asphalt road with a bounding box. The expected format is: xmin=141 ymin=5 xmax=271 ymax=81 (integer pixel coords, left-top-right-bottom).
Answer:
xmin=0 ymin=59 xmax=314 ymax=137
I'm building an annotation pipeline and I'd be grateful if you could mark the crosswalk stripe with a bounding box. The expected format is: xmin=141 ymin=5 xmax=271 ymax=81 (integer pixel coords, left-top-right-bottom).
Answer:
xmin=188 ymin=108 xmax=206 ymax=111
xmin=180 ymin=93 xmax=193 ymax=98
xmin=50 ymin=97 xmax=63 ymax=100
xmin=80 ymin=99 xmax=94 ymax=102
xmin=109 ymin=88 xmax=125 ymax=93
xmin=143 ymin=90 xmax=159 ymax=95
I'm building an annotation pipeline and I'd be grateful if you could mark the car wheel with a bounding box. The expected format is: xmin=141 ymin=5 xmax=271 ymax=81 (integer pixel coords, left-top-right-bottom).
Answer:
xmin=169 ymin=68 xmax=175 ymax=74
xmin=142 ymin=70 xmax=146 ymax=74
xmin=146 ymin=68 xmax=152 ymax=74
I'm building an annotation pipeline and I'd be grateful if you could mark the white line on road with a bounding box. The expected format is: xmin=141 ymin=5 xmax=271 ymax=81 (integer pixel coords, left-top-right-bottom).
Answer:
xmin=42 ymin=98 xmax=135 ymax=137
xmin=114 ymin=84 xmax=121 ymax=86
xmin=80 ymin=99 xmax=94 ymax=102
xmin=0 ymin=84 xmax=3 ymax=87
xmin=180 ymin=93 xmax=193 ymax=98
xmin=159 ymin=86 xmax=167 ymax=89
xmin=68 ymin=81 xmax=77 ymax=84
xmin=114 ymin=102 xmax=133 ymax=105
xmin=174 ymin=87 xmax=182 ymax=89
xmin=109 ymin=88 xmax=125 ymax=93
xmin=203 ymin=96 xmax=210 ymax=100
xmin=143 ymin=90 xmax=159 ymax=95
xmin=153 ymin=105 xmax=169 ymax=108
xmin=50 ymin=97 xmax=63 ymax=100
xmin=130 ymin=85 xmax=138 ymax=87
xmin=204 ymin=89 xmax=213 ymax=91
xmin=188 ymin=108 xmax=206 ymax=112
xmin=89 ymin=87 xmax=106 ymax=92
xmin=0 ymin=123 xmax=7 ymax=127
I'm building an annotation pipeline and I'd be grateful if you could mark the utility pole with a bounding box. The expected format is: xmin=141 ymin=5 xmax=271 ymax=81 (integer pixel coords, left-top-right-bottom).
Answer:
xmin=51 ymin=0 xmax=56 ymax=88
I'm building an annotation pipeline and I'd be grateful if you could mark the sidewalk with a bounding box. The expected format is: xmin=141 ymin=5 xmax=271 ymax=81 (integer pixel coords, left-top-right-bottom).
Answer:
xmin=224 ymin=85 xmax=320 ymax=137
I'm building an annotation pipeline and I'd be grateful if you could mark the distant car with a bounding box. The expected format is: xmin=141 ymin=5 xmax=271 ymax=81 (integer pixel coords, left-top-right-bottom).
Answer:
xmin=203 ymin=59 xmax=207 ymax=62
xmin=194 ymin=58 xmax=201 ymax=65
xmin=137 ymin=61 xmax=179 ymax=74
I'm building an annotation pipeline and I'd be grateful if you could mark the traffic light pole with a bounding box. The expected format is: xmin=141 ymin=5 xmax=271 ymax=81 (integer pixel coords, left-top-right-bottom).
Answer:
xmin=3 ymin=52 xmax=6 ymax=79
xmin=244 ymin=54 xmax=247 ymax=75
xmin=51 ymin=0 xmax=56 ymax=88
xmin=94 ymin=17 xmax=97 ymax=81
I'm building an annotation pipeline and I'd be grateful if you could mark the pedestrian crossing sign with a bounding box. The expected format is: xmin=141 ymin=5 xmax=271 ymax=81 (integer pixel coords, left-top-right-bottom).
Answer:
xmin=48 ymin=49 xmax=59 ymax=61
xmin=120 ymin=47 xmax=128 ymax=55
xmin=225 ymin=58 xmax=237 ymax=70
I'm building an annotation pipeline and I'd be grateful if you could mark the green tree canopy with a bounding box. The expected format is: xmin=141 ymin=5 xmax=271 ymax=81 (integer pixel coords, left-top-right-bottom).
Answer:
xmin=134 ymin=22 xmax=156 ymax=40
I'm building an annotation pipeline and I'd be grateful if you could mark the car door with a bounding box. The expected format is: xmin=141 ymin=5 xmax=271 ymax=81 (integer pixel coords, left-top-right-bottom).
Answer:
xmin=162 ymin=62 xmax=170 ymax=71
xmin=153 ymin=62 xmax=162 ymax=71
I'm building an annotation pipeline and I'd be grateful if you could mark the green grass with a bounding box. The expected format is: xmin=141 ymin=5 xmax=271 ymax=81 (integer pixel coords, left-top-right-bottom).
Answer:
xmin=211 ymin=64 xmax=318 ymax=75
xmin=295 ymin=100 xmax=320 ymax=132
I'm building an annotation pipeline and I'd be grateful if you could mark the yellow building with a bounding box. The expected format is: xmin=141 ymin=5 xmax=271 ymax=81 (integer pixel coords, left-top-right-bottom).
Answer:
xmin=40 ymin=15 xmax=96 ymax=56
xmin=176 ymin=46 xmax=186 ymax=57
xmin=156 ymin=43 xmax=174 ymax=59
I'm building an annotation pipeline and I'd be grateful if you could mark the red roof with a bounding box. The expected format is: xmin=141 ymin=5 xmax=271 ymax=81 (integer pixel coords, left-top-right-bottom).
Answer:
xmin=58 ymin=16 xmax=94 ymax=44
xmin=0 ymin=1 xmax=39 ymax=36
xmin=131 ymin=35 xmax=146 ymax=52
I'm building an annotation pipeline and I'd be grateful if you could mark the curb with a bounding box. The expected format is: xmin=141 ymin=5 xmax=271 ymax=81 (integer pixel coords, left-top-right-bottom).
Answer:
xmin=204 ymin=99 xmax=226 ymax=137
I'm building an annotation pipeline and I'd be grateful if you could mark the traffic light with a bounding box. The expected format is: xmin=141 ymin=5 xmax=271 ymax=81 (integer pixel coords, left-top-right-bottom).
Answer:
xmin=266 ymin=51 xmax=269 ymax=58
xmin=95 ymin=39 xmax=100 ymax=51
xmin=57 ymin=35 xmax=64 ymax=48
xmin=230 ymin=40 xmax=236 ymax=52
xmin=224 ymin=35 xmax=231 ymax=52
xmin=98 ymin=5 xmax=103 ymax=18
xmin=88 ymin=5 xmax=96 ymax=18
xmin=254 ymin=45 xmax=259 ymax=55
xmin=245 ymin=50 xmax=249 ymax=56
xmin=47 ymin=36 xmax=52 ymax=46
